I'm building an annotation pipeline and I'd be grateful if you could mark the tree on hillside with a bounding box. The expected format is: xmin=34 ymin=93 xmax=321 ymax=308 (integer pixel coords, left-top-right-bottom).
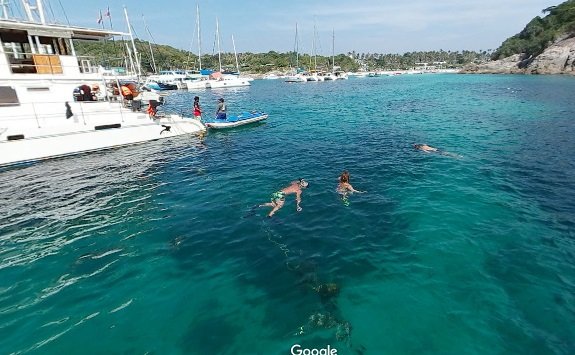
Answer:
xmin=492 ymin=0 xmax=575 ymax=60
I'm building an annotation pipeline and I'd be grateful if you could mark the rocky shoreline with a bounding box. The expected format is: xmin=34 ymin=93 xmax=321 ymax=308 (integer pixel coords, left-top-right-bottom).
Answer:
xmin=460 ymin=34 xmax=575 ymax=75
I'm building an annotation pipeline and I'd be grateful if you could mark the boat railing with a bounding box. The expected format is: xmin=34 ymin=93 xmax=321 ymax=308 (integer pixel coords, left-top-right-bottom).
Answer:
xmin=0 ymin=99 xmax=139 ymax=128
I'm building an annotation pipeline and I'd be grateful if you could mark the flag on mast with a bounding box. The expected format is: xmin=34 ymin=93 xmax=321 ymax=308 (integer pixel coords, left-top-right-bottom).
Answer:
xmin=105 ymin=6 xmax=113 ymax=30
xmin=97 ymin=11 xmax=103 ymax=24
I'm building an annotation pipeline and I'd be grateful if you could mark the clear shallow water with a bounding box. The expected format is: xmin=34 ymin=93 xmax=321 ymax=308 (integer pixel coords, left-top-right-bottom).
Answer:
xmin=1 ymin=74 xmax=574 ymax=354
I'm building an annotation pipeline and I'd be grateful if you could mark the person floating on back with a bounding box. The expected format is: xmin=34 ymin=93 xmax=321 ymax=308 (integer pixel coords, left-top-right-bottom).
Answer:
xmin=216 ymin=98 xmax=226 ymax=120
xmin=413 ymin=143 xmax=461 ymax=158
xmin=337 ymin=171 xmax=365 ymax=206
xmin=413 ymin=143 xmax=438 ymax=152
xmin=259 ymin=178 xmax=309 ymax=217
xmin=193 ymin=96 xmax=202 ymax=119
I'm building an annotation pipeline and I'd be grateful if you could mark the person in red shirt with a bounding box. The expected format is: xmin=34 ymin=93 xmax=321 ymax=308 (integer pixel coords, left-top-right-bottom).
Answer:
xmin=193 ymin=96 xmax=202 ymax=119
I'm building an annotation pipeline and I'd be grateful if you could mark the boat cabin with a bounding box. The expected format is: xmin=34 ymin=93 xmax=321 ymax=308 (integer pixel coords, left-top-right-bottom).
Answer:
xmin=0 ymin=19 xmax=125 ymax=77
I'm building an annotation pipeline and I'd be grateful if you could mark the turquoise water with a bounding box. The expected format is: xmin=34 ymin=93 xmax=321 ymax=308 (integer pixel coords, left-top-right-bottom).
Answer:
xmin=1 ymin=74 xmax=574 ymax=354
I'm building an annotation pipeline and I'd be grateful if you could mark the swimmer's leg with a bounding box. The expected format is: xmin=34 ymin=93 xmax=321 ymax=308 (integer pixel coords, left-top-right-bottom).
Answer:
xmin=268 ymin=199 xmax=284 ymax=217
xmin=340 ymin=193 xmax=350 ymax=207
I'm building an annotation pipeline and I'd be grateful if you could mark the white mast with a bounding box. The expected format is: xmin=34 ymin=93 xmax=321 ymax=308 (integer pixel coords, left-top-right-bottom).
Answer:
xmin=295 ymin=23 xmax=299 ymax=72
xmin=197 ymin=3 xmax=202 ymax=71
xmin=125 ymin=43 xmax=136 ymax=75
xmin=232 ymin=35 xmax=240 ymax=75
xmin=123 ymin=6 xmax=141 ymax=77
xmin=216 ymin=17 xmax=222 ymax=72
xmin=313 ymin=24 xmax=317 ymax=70
xmin=22 ymin=0 xmax=46 ymax=24
xmin=331 ymin=29 xmax=335 ymax=72
xmin=1 ymin=0 xmax=10 ymax=19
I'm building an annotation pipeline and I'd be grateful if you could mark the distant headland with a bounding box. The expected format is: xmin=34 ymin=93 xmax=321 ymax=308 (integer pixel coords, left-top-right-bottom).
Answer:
xmin=460 ymin=0 xmax=575 ymax=75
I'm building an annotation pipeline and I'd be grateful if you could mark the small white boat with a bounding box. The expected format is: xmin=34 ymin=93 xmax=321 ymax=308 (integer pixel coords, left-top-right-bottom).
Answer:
xmin=284 ymin=74 xmax=307 ymax=83
xmin=203 ymin=111 xmax=268 ymax=129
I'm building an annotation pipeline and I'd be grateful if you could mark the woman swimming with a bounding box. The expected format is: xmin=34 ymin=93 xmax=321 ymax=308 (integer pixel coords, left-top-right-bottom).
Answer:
xmin=337 ymin=171 xmax=365 ymax=206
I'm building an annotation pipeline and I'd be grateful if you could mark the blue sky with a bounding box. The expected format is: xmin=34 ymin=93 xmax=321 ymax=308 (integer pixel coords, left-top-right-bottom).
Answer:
xmin=39 ymin=0 xmax=559 ymax=54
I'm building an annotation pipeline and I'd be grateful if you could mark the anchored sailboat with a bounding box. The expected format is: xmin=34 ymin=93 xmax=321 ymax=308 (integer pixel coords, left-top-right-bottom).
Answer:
xmin=285 ymin=23 xmax=307 ymax=83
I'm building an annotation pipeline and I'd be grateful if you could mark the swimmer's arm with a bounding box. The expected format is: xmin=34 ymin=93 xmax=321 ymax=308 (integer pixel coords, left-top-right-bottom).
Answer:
xmin=296 ymin=191 xmax=302 ymax=211
xmin=348 ymin=183 xmax=366 ymax=193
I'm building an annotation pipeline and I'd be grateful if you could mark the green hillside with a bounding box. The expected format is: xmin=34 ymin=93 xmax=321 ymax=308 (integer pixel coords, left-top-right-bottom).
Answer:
xmin=492 ymin=0 xmax=575 ymax=60
xmin=74 ymin=39 xmax=489 ymax=73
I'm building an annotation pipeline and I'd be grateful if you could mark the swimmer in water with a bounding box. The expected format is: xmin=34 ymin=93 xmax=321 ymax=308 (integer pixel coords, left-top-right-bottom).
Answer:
xmin=259 ymin=178 xmax=309 ymax=217
xmin=413 ymin=143 xmax=438 ymax=152
xmin=413 ymin=143 xmax=461 ymax=158
xmin=337 ymin=171 xmax=365 ymax=206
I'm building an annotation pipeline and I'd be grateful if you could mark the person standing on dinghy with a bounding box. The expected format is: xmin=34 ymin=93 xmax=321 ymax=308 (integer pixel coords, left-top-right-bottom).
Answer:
xmin=216 ymin=98 xmax=227 ymax=120
xmin=193 ymin=96 xmax=202 ymax=119
xmin=259 ymin=179 xmax=309 ymax=217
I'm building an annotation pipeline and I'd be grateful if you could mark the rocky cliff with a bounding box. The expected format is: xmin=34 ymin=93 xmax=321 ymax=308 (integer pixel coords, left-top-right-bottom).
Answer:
xmin=461 ymin=34 xmax=575 ymax=75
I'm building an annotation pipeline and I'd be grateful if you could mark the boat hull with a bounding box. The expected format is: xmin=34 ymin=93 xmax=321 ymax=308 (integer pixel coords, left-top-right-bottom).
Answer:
xmin=204 ymin=112 xmax=268 ymax=129
xmin=0 ymin=115 xmax=205 ymax=167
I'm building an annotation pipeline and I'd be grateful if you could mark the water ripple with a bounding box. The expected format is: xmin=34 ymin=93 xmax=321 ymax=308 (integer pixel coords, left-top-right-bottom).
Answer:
xmin=1 ymin=76 xmax=574 ymax=354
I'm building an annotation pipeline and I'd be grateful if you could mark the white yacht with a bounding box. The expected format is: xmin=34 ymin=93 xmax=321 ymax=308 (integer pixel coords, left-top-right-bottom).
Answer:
xmin=186 ymin=72 xmax=250 ymax=90
xmin=0 ymin=1 xmax=205 ymax=168
xmin=205 ymin=72 xmax=251 ymax=88
xmin=284 ymin=73 xmax=307 ymax=83
xmin=323 ymin=72 xmax=336 ymax=81
xmin=152 ymin=70 xmax=188 ymax=89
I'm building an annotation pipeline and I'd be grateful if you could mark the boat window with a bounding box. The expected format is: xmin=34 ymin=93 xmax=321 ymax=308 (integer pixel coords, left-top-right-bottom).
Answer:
xmin=1 ymin=30 xmax=32 ymax=60
xmin=1 ymin=30 xmax=68 ymax=74
xmin=37 ymin=36 xmax=56 ymax=55
xmin=0 ymin=86 xmax=20 ymax=106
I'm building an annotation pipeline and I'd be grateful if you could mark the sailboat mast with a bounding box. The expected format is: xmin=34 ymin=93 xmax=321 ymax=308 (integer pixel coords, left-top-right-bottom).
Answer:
xmin=232 ymin=35 xmax=240 ymax=75
xmin=332 ymin=29 xmax=335 ymax=72
xmin=124 ymin=6 xmax=141 ymax=77
xmin=295 ymin=23 xmax=299 ymax=71
xmin=142 ymin=15 xmax=157 ymax=73
xmin=313 ymin=24 xmax=317 ymax=70
xmin=197 ymin=3 xmax=202 ymax=70
xmin=216 ymin=18 xmax=222 ymax=72
xmin=309 ymin=39 xmax=312 ymax=70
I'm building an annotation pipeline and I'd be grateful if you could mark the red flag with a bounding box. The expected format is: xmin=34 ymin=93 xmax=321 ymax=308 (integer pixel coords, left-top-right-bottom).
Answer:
xmin=97 ymin=11 xmax=103 ymax=24
xmin=104 ymin=7 xmax=111 ymax=18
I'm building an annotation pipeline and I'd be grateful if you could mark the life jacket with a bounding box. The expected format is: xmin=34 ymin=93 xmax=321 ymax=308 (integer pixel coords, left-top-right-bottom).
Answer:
xmin=147 ymin=102 xmax=157 ymax=116
xmin=121 ymin=85 xmax=132 ymax=96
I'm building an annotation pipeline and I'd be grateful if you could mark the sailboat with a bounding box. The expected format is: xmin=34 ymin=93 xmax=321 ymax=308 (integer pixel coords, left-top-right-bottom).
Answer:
xmin=285 ymin=23 xmax=307 ymax=83
xmin=187 ymin=15 xmax=249 ymax=90
xmin=331 ymin=29 xmax=348 ymax=80
xmin=307 ymin=23 xmax=324 ymax=81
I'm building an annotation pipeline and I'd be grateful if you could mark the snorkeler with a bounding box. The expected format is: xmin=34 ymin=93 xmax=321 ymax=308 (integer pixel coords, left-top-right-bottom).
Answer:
xmin=337 ymin=171 xmax=365 ymax=206
xmin=413 ymin=143 xmax=438 ymax=152
xmin=259 ymin=178 xmax=309 ymax=217
xmin=413 ymin=143 xmax=461 ymax=158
